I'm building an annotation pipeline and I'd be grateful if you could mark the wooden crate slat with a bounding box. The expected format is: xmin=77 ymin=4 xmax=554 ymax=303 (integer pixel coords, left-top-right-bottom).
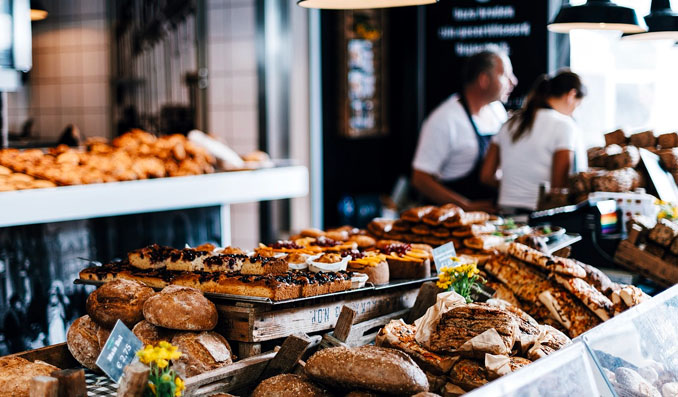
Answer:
xmin=217 ymin=288 xmax=418 ymax=342
xmin=11 ymin=343 xmax=80 ymax=370
xmin=184 ymin=351 xmax=276 ymax=396
xmin=614 ymin=240 xmax=678 ymax=286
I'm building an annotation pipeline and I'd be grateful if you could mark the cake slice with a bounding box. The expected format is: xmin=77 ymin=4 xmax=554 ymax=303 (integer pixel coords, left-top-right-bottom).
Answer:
xmin=128 ymin=244 xmax=176 ymax=269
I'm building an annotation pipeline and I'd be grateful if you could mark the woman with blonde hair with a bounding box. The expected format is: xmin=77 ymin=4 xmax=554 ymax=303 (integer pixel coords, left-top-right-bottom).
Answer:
xmin=480 ymin=70 xmax=587 ymax=213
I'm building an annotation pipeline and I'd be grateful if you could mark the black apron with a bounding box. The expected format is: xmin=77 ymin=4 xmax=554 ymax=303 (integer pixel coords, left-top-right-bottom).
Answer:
xmin=441 ymin=95 xmax=497 ymax=201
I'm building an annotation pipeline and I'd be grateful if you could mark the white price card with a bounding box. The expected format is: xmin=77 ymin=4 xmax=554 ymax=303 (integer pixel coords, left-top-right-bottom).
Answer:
xmin=432 ymin=241 xmax=457 ymax=273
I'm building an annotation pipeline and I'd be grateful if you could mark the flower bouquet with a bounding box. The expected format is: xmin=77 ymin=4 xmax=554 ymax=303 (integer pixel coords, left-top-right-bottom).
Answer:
xmin=136 ymin=341 xmax=185 ymax=397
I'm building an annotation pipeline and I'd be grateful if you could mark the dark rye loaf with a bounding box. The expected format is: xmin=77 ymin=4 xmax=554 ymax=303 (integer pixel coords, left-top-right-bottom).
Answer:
xmin=305 ymin=346 xmax=429 ymax=395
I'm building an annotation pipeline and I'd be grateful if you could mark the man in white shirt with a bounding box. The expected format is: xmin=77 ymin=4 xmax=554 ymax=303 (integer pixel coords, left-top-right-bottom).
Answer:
xmin=411 ymin=48 xmax=517 ymax=212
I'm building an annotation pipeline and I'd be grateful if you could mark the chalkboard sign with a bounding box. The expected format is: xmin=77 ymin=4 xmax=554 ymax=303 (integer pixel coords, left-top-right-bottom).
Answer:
xmin=96 ymin=320 xmax=143 ymax=383
xmin=425 ymin=0 xmax=549 ymax=112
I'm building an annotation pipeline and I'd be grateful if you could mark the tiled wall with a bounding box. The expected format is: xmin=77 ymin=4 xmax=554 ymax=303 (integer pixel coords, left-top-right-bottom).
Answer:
xmin=7 ymin=0 xmax=110 ymax=140
xmin=207 ymin=0 xmax=260 ymax=249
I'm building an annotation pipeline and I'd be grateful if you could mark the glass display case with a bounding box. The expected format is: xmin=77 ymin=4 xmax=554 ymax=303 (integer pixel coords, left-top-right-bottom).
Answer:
xmin=466 ymin=285 xmax=678 ymax=396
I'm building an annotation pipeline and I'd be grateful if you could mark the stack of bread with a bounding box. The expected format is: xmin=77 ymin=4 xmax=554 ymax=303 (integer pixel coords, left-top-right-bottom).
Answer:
xmin=367 ymin=204 xmax=530 ymax=262
xmin=0 ymin=165 xmax=57 ymax=192
xmin=0 ymin=129 xmax=216 ymax=189
xmin=628 ymin=215 xmax=678 ymax=267
xmin=374 ymin=296 xmax=573 ymax=396
xmin=482 ymin=243 xmax=648 ymax=338
xmin=251 ymin=345 xmax=431 ymax=397
xmin=66 ymin=279 xmax=235 ymax=378
xmin=0 ymin=356 xmax=61 ymax=396
xmin=80 ymin=232 xmax=436 ymax=301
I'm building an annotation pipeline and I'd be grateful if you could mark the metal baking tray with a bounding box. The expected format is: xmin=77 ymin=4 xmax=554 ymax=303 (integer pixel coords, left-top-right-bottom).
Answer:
xmin=74 ymin=276 xmax=436 ymax=306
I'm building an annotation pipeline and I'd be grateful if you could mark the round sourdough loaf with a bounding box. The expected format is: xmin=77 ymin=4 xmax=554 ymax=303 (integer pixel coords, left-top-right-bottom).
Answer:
xmin=132 ymin=320 xmax=175 ymax=346
xmin=170 ymin=331 xmax=234 ymax=378
xmin=252 ymin=374 xmax=332 ymax=397
xmin=66 ymin=315 xmax=104 ymax=370
xmin=305 ymin=346 xmax=429 ymax=395
xmin=143 ymin=285 xmax=217 ymax=330
xmin=86 ymin=279 xmax=154 ymax=328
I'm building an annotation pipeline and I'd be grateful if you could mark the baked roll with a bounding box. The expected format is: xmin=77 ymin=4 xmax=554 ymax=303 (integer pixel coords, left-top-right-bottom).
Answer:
xmin=143 ymin=285 xmax=218 ymax=331
xmin=171 ymin=331 xmax=234 ymax=378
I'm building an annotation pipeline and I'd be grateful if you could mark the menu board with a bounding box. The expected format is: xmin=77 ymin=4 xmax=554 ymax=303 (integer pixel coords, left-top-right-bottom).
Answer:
xmin=425 ymin=0 xmax=549 ymax=112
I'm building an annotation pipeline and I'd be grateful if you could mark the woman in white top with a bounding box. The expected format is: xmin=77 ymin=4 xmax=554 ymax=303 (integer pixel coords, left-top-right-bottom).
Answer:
xmin=480 ymin=70 xmax=587 ymax=212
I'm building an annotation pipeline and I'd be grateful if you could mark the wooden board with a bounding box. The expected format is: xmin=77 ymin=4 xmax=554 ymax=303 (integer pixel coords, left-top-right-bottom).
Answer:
xmin=10 ymin=343 xmax=80 ymax=370
xmin=183 ymin=351 xmax=276 ymax=396
xmin=614 ymin=240 xmax=678 ymax=287
xmin=217 ymin=287 xmax=419 ymax=342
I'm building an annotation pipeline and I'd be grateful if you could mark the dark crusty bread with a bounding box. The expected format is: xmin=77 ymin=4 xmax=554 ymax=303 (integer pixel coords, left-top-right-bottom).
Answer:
xmin=132 ymin=320 xmax=175 ymax=346
xmin=252 ymin=374 xmax=332 ymax=397
xmin=66 ymin=315 xmax=104 ymax=370
xmin=170 ymin=331 xmax=234 ymax=378
xmin=0 ymin=356 xmax=60 ymax=397
xmin=143 ymin=285 xmax=217 ymax=331
xmin=604 ymin=129 xmax=627 ymax=146
xmin=86 ymin=279 xmax=154 ymax=328
xmin=305 ymin=346 xmax=429 ymax=395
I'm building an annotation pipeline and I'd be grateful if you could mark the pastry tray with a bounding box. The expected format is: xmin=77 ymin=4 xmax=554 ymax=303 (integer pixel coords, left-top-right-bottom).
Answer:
xmin=74 ymin=276 xmax=437 ymax=306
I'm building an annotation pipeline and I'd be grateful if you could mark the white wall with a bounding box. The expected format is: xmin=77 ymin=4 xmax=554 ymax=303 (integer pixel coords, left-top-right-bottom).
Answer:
xmin=8 ymin=0 xmax=110 ymax=140
xmin=207 ymin=0 xmax=260 ymax=249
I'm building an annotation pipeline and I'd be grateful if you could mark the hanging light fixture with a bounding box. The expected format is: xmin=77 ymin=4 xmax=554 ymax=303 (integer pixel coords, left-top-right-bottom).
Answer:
xmin=548 ymin=0 xmax=646 ymax=34
xmin=297 ymin=0 xmax=437 ymax=10
xmin=623 ymin=0 xmax=678 ymax=40
xmin=30 ymin=0 xmax=48 ymax=21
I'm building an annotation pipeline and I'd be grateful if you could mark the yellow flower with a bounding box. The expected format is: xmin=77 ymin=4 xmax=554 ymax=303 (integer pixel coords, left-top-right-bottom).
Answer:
xmin=161 ymin=373 xmax=171 ymax=382
xmin=148 ymin=382 xmax=157 ymax=395
xmin=157 ymin=358 xmax=169 ymax=369
xmin=175 ymin=376 xmax=185 ymax=396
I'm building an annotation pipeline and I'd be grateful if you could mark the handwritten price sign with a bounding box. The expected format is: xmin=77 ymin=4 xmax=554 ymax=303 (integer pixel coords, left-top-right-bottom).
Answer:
xmin=96 ymin=320 xmax=143 ymax=383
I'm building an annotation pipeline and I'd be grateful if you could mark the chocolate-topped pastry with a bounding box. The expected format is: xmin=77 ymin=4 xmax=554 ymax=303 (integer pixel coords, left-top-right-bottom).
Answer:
xmin=128 ymin=244 xmax=175 ymax=270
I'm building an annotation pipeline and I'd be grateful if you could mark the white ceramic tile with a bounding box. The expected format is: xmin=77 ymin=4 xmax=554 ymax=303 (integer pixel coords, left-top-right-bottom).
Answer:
xmin=81 ymin=49 xmax=108 ymax=77
xmin=208 ymin=110 xmax=233 ymax=141
xmin=59 ymin=82 xmax=83 ymax=108
xmin=39 ymin=53 xmax=60 ymax=79
xmin=83 ymin=113 xmax=107 ymax=137
xmin=58 ymin=21 xmax=82 ymax=48
xmin=208 ymin=41 xmax=231 ymax=73
xmin=230 ymin=6 xmax=256 ymax=39
xmin=58 ymin=50 xmax=83 ymax=78
xmin=37 ymin=83 xmax=60 ymax=108
xmin=83 ymin=81 xmax=109 ymax=108
xmin=208 ymin=7 xmax=229 ymax=40
xmin=230 ymin=39 xmax=256 ymax=72
xmin=81 ymin=0 xmax=105 ymax=16
xmin=208 ymin=76 xmax=234 ymax=107
xmin=232 ymin=108 xmax=257 ymax=137
xmin=232 ymin=72 xmax=257 ymax=106
xmin=81 ymin=19 xmax=107 ymax=46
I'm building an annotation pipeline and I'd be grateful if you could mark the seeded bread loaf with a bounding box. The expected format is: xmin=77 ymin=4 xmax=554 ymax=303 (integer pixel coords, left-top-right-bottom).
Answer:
xmin=170 ymin=331 xmax=234 ymax=378
xmin=252 ymin=374 xmax=331 ymax=397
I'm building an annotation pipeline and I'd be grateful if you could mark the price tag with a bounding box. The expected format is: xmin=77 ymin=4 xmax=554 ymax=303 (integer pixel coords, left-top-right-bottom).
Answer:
xmin=96 ymin=320 xmax=143 ymax=383
xmin=432 ymin=241 xmax=457 ymax=273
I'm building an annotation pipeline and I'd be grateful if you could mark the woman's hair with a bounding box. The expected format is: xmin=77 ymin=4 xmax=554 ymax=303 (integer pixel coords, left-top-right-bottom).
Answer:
xmin=508 ymin=70 xmax=586 ymax=143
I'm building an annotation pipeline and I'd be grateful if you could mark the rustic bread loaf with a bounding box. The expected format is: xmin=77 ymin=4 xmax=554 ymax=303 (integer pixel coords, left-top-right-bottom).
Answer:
xmin=66 ymin=315 xmax=104 ymax=370
xmin=251 ymin=374 xmax=332 ymax=397
xmin=132 ymin=320 xmax=175 ymax=346
xmin=305 ymin=346 xmax=429 ymax=395
xmin=0 ymin=356 xmax=60 ymax=397
xmin=658 ymin=132 xmax=678 ymax=149
xmin=86 ymin=279 xmax=154 ymax=328
xmin=648 ymin=219 xmax=678 ymax=247
xmin=143 ymin=285 xmax=217 ymax=330
xmin=170 ymin=331 xmax=234 ymax=378
xmin=629 ymin=130 xmax=656 ymax=148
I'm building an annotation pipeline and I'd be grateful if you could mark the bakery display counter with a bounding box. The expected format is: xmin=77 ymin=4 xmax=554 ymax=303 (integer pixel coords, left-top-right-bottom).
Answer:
xmin=464 ymin=284 xmax=678 ymax=397
xmin=0 ymin=164 xmax=308 ymax=244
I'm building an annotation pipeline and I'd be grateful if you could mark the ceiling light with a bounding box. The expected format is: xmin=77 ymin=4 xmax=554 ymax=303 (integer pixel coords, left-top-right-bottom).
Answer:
xmin=297 ymin=0 xmax=437 ymax=10
xmin=30 ymin=0 xmax=48 ymax=21
xmin=548 ymin=0 xmax=646 ymax=34
xmin=623 ymin=0 xmax=678 ymax=40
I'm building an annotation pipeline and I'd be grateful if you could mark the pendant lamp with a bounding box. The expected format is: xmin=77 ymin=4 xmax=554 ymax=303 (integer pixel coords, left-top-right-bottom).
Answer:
xmin=30 ymin=0 xmax=48 ymax=21
xmin=297 ymin=0 xmax=437 ymax=9
xmin=623 ymin=0 xmax=678 ymax=40
xmin=548 ymin=0 xmax=646 ymax=34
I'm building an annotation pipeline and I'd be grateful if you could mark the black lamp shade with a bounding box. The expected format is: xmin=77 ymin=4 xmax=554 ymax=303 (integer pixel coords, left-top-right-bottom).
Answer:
xmin=297 ymin=0 xmax=437 ymax=9
xmin=30 ymin=0 xmax=48 ymax=21
xmin=548 ymin=0 xmax=646 ymax=34
xmin=624 ymin=0 xmax=678 ymax=40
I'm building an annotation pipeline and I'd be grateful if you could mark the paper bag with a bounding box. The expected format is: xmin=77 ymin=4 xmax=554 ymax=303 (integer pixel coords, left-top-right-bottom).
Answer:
xmin=457 ymin=328 xmax=512 ymax=358
xmin=485 ymin=354 xmax=512 ymax=379
xmin=414 ymin=291 xmax=466 ymax=348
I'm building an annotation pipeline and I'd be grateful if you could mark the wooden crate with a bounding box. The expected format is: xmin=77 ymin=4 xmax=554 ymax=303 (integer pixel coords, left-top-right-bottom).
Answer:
xmin=614 ymin=240 xmax=678 ymax=286
xmin=216 ymin=285 xmax=419 ymax=343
